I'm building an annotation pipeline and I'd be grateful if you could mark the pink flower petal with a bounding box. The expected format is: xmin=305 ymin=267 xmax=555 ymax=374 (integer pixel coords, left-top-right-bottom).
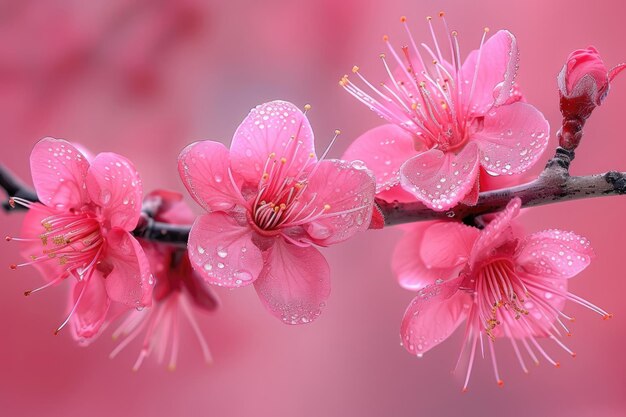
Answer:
xmin=392 ymin=222 xmax=476 ymax=291
xmin=144 ymin=189 xmax=195 ymax=224
xmin=516 ymin=230 xmax=594 ymax=279
xmin=178 ymin=141 xmax=243 ymax=213
xmin=342 ymin=124 xmax=420 ymax=193
xmin=230 ymin=100 xmax=316 ymax=185
xmin=85 ymin=153 xmax=143 ymax=231
xmin=377 ymin=185 xmax=418 ymax=203
xmin=461 ymin=30 xmax=518 ymax=114
xmin=472 ymin=102 xmax=549 ymax=175
xmin=469 ymin=197 xmax=521 ymax=265
xmin=183 ymin=270 xmax=220 ymax=312
xmin=400 ymin=276 xmax=469 ymax=356
xmin=254 ymin=239 xmax=330 ymax=324
xmin=70 ymin=274 xmax=110 ymax=341
xmin=300 ymin=159 xmax=375 ymax=246
xmin=187 ymin=212 xmax=264 ymax=288
xmin=420 ymin=222 xmax=479 ymax=269
xmin=399 ymin=142 xmax=480 ymax=211
xmin=101 ymin=229 xmax=153 ymax=308
xmin=30 ymin=137 xmax=90 ymax=209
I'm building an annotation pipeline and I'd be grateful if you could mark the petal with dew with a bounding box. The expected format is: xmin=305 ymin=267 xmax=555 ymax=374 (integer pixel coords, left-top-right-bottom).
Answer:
xmin=473 ymin=102 xmax=549 ymax=175
xmin=30 ymin=137 xmax=90 ymax=210
xmin=230 ymin=101 xmax=316 ymax=185
xmin=187 ymin=212 xmax=264 ymax=288
xmin=516 ymin=230 xmax=594 ymax=279
xmin=401 ymin=276 xmax=470 ymax=356
xmin=178 ymin=141 xmax=243 ymax=213
xmin=469 ymin=197 xmax=521 ymax=265
xmin=85 ymin=153 xmax=143 ymax=231
xmin=101 ymin=229 xmax=153 ymax=308
xmin=342 ymin=124 xmax=421 ymax=193
xmin=461 ymin=30 xmax=519 ymax=114
xmin=400 ymin=142 xmax=480 ymax=211
xmin=299 ymin=159 xmax=375 ymax=246
xmin=70 ymin=274 xmax=111 ymax=342
xmin=254 ymin=239 xmax=330 ymax=325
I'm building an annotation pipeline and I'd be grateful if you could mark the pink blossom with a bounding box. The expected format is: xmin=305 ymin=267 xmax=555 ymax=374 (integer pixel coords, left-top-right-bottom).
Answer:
xmin=557 ymin=46 xmax=626 ymax=122
xmin=395 ymin=198 xmax=609 ymax=390
xmin=342 ymin=16 xmax=549 ymax=210
xmin=178 ymin=100 xmax=376 ymax=324
xmin=110 ymin=190 xmax=217 ymax=370
xmin=8 ymin=137 xmax=152 ymax=337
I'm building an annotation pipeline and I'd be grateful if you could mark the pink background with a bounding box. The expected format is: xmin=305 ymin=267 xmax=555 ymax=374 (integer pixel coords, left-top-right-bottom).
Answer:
xmin=1 ymin=1 xmax=625 ymax=416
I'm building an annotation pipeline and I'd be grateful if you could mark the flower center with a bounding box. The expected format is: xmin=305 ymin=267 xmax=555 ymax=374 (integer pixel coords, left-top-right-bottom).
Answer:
xmin=250 ymin=125 xmax=338 ymax=231
xmin=476 ymin=259 xmax=529 ymax=340
xmin=340 ymin=15 xmax=491 ymax=154
xmin=8 ymin=198 xmax=104 ymax=281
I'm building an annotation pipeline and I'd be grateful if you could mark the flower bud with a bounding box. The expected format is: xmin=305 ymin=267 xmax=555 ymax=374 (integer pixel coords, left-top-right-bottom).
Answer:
xmin=557 ymin=47 xmax=625 ymax=120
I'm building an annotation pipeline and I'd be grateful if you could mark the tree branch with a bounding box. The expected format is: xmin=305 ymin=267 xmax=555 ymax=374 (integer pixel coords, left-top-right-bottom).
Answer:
xmin=378 ymin=149 xmax=626 ymax=226
xmin=3 ymin=150 xmax=626 ymax=242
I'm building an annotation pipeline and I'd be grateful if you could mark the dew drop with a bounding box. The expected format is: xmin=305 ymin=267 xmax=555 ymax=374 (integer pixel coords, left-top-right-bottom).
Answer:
xmin=100 ymin=190 xmax=112 ymax=205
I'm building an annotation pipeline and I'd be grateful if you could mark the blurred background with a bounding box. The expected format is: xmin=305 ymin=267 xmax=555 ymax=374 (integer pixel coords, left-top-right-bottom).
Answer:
xmin=0 ymin=0 xmax=625 ymax=416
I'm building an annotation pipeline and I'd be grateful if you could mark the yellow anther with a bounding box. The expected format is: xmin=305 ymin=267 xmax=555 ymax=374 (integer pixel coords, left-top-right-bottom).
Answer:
xmin=262 ymin=173 xmax=269 ymax=180
xmin=438 ymin=11 xmax=445 ymax=17
xmin=42 ymin=222 xmax=52 ymax=231
xmin=334 ymin=129 xmax=341 ymax=135
xmin=484 ymin=27 xmax=490 ymax=33
xmin=426 ymin=16 xmax=432 ymax=21
xmin=419 ymin=81 xmax=426 ymax=88
xmin=273 ymin=206 xmax=280 ymax=213
xmin=382 ymin=35 xmax=389 ymax=42
xmin=411 ymin=102 xmax=418 ymax=110
xmin=59 ymin=256 xmax=68 ymax=265
xmin=280 ymin=157 xmax=287 ymax=164
xmin=379 ymin=53 xmax=386 ymax=59
xmin=279 ymin=203 xmax=287 ymax=210
xmin=304 ymin=104 xmax=312 ymax=111
xmin=432 ymin=59 xmax=438 ymax=65
xmin=323 ymin=204 xmax=331 ymax=211
xmin=52 ymin=235 xmax=67 ymax=246
xmin=400 ymin=16 xmax=407 ymax=23
xmin=451 ymin=30 xmax=458 ymax=36
xmin=309 ymin=152 xmax=315 ymax=158
xmin=40 ymin=235 xmax=48 ymax=246
xmin=352 ymin=65 xmax=359 ymax=73
xmin=294 ymin=182 xmax=304 ymax=189
xmin=269 ymin=152 xmax=276 ymax=158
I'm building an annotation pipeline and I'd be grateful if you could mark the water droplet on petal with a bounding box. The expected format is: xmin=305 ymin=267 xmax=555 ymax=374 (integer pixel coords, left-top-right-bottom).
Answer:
xmin=100 ymin=190 xmax=112 ymax=205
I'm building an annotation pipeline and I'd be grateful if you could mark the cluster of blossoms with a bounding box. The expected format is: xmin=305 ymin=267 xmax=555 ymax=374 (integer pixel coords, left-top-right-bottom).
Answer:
xmin=3 ymin=13 xmax=623 ymax=389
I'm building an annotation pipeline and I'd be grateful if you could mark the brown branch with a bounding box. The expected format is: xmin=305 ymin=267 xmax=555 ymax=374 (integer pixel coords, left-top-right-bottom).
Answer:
xmin=378 ymin=148 xmax=626 ymax=226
